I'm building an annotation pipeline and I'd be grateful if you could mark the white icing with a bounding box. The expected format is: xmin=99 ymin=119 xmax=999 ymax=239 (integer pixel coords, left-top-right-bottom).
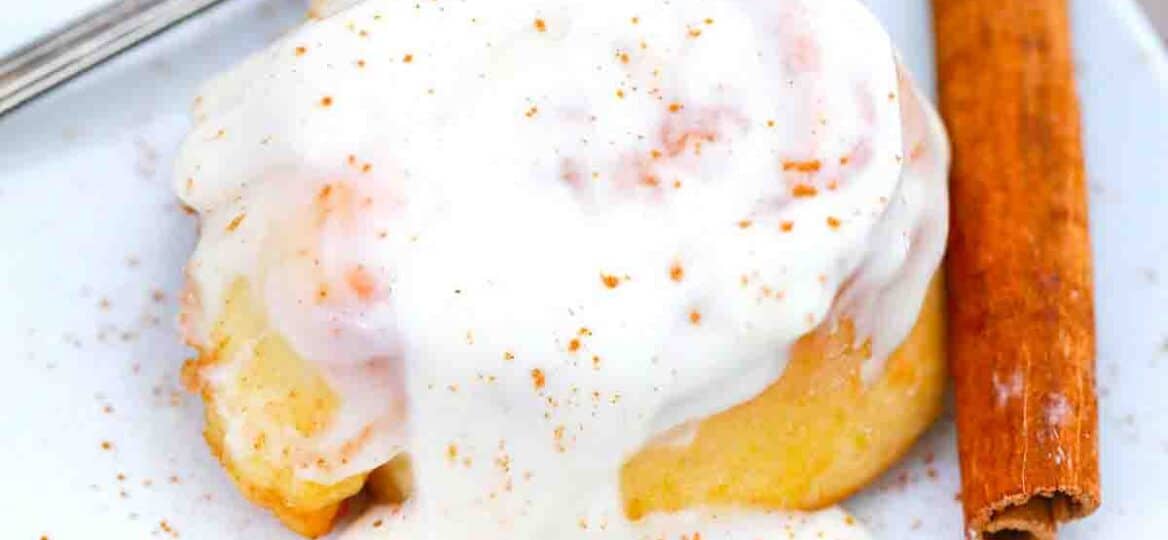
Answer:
xmin=174 ymin=0 xmax=949 ymax=537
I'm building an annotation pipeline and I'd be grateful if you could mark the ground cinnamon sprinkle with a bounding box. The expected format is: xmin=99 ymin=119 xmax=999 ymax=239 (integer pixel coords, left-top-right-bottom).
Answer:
xmin=782 ymin=159 xmax=822 ymax=172
xmin=403 ymin=54 xmax=414 ymax=63
xmin=791 ymin=183 xmax=818 ymax=197
xmin=533 ymin=18 xmax=547 ymax=32
xmin=294 ymin=46 xmax=307 ymax=56
xmin=531 ymin=369 xmax=546 ymax=390
xmin=826 ymin=216 xmax=841 ymax=229
xmin=346 ymin=266 xmax=377 ymax=299
xmin=600 ymin=274 xmax=621 ymax=288
xmin=669 ymin=263 xmax=684 ymax=282
xmin=225 ymin=213 xmax=246 ymax=232
xmin=737 ymin=220 xmax=753 ymax=229
xmin=568 ymin=339 xmax=581 ymax=352
xmin=780 ymin=220 xmax=795 ymax=232
xmin=689 ymin=310 xmax=702 ymax=325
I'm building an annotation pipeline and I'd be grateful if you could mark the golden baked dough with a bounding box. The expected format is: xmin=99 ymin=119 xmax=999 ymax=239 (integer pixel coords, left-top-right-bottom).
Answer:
xmin=185 ymin=277 xmax=943 ymax=536
xmin=621 ymin=277 xmax=946 ymax=516
xmin=183 ymin=279 xmax=367 ymax=537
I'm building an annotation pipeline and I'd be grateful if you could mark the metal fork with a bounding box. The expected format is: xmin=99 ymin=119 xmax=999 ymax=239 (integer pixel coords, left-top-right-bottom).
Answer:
xmin=0 ymin=0 xmax=227 ymax=117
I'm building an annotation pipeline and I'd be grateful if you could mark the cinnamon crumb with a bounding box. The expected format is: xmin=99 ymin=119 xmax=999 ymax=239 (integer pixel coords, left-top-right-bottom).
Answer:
xmin=791 ymin=183 xmax=818 ymax=197
xmin=737 ymin=220 xmax=753 ymax=229
xmin=346 ymin=266 xmax=377 ymax=300
xmin=568 ymin=339 xmax=581 ymax=352
xmin=294 ymin=46 xmax=307 ymax=56
xmin=669 ymin=263 xmax=684 ymax=282
xmin=782 ymin=159 xmax=821 ymax=172
xmin=553 ymin=425 xmax=566 ymax=451
xmin=533 ymin=18 xmax=547 ymax=32
xmin=225 ymin=213 xmax=246 ymax=232
xmin=319 ymin=96 xmax=333 ymax=107
xmin=531 ymin=368 xmax=546 ymax=390
xmin=668 ymin=102 xmax=683 ymax=113
xmin=101 ymin=441 xmax=113 ymax=451
xmin=600 ymin=274 xmax=621 ymax=289
xmin=403 ymin=54 xmax=414 ymax=63
xmin=689 ymin=310 xmax=702 ymax=325
xmin=826 ymin=216 xmax=842 ymax=229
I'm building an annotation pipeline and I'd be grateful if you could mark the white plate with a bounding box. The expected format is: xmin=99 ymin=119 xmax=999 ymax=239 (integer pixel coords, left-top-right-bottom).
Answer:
xmin=0 ymin=0 xmax=1164 ymax=538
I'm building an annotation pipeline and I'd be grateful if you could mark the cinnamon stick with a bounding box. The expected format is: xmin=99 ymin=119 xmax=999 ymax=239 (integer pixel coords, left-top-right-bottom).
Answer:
xmin=933 ymin=0 xmax=1100 ymax=538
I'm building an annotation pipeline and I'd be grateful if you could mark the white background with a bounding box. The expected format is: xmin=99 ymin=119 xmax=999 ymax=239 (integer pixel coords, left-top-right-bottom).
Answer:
xmin=1 ymin=0 xmax=1165 ymax=538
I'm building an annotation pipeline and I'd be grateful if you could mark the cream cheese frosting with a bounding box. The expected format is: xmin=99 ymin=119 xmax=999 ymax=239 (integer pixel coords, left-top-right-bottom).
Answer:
xmin=174 ymin=0 xmax=948 ymax=537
